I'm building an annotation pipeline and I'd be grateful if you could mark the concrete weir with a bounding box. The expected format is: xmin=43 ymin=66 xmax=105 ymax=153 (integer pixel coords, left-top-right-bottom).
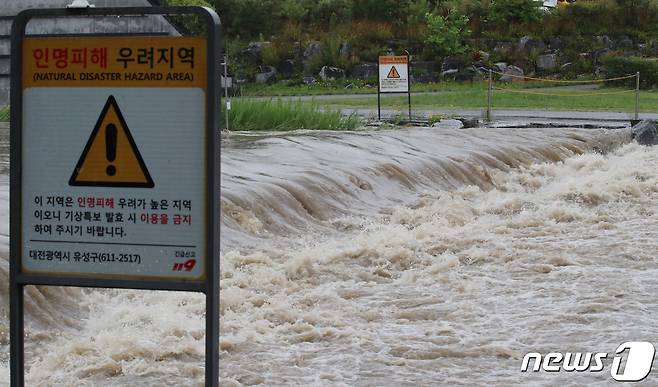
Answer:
xmin=0 ymin=0 xmax=182 ymax=106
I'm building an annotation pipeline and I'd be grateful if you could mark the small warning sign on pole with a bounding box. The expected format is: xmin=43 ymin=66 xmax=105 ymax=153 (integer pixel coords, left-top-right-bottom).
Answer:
xmin=69 ymin=95 xmax=154 ymax=188
xmin=379 ymin=56 xmax=409 ymax=93
xmin=377 ymin=54 xmax=412 ymax=121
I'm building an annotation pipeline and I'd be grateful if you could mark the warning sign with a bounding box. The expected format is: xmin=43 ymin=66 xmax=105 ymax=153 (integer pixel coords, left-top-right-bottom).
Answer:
xmin=19 ymin=36 xmax=211 ymax=282
xmin=379 ymin=55 xmax=409 ymax=93
xmin=69 ymin=95 xmax=154 ymax=188
xmin=387 ymin=66 xmax=401 ymax=79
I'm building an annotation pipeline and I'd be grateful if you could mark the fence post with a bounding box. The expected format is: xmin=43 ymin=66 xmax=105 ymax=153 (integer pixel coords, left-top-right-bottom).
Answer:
xmin=635 ymin=71 xmax=640 ymax=121
xmin=487 ymin=69 xmax=493 ymax=122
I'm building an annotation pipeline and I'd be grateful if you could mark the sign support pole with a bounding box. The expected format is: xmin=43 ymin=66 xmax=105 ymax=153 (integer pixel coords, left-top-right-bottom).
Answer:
xmin=635 ymin=71 xmax=640 ymax=121
xmin=405 ymin=51 xmax=411 ymax=122
xmin=9 ymin=11 xmax=26 ymax=387
xmin=9 ymin=283 xmax=24 ymax=387
xmin=377 ymin=79 xmax=381 ymax=121
xmin=10 ymin=6 xmax=222 ymax=387
xmin=487 ymin=69 xmax=493 ymax=122
xmin=224 ymin=54 xmax=230 ymax=132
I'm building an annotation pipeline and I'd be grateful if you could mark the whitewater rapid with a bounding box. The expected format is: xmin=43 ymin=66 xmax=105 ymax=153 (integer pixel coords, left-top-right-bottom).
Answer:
xmin=2 ymin=126 xmax=658 ymax=386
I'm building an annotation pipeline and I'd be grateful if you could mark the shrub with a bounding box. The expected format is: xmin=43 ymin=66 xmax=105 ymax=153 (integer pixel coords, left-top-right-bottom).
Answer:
xmin=228 ymin=99 xmax=362 ymax=130
xmin=307 ymin=36 xmax=353 ymax=73
xmin=489 ymin=0 xmax=543 ymax=25
xmin=602 ymin=56 xmax=658 ymax=89
xmin=424 ymin=11 xmax=471 ymax=59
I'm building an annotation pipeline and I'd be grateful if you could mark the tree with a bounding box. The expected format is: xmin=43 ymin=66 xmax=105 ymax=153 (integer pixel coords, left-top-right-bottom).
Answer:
xmin=489 ymin=0 xmax=543 ymax=25
xmin=423 ymin=10 xmax=471 ymax=58
xmin=159 ymin=0 xmax=214 ymax=34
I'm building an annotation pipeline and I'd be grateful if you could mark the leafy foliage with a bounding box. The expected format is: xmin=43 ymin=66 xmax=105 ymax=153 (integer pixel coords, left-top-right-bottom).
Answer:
xmin=602 ymin=56 xmax=658 ymax=89
xmin=158 ymin=0 xmax=213 ymax=34
xmin=228 ymin=99 xmax=362 ymax=130
xmin=423 ymin=10 xmax=471 ymax=59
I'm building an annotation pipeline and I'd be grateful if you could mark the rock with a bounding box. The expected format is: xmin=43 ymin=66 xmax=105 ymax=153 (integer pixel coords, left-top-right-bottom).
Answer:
xmin=631 ymin=120 xmax=658 ymax=146
xmin=494 ymin=41 xmax=513 ymax=55
xmin=303 ymin=76 xmax=317 ymax=85
xmin=457 ymin=117 xmax=479 ymax=128
xmin=339 ymin=42 xmax=352 ymax=58
xmin=494 ymin=62 xmax=508 ymax=73
xmin=277 ymin=59 xmax=295 ymax=77
xmin=474 ymin=50 xmax=490 ymax=62
xmin=518 ymin=36 xmax=546 ymax=54
xmin=537 ymin=53 xmax=558 ymax=71
xmin=255 ymin=66 xmax=276 ymax=84
xmin=499 ymin=65 xmax=524 ymax=82
xmin=596 ymin=35 xmax=614 ymax=48
xmin=432 ymin=119 xmax=464 ymax=130
xmin=456 ymin=66 xmax=482 ymax=82
xmin=560 ymin=62 xmax=573 ymax=72
xmin=440 ymin=69 xmax=459 ymax=80
xmin=548 ymin=37 xmax=564 ymax=50
xmin=245 ymin=41 xmax=271 ymax=65
xmin=441 ymin=55 xmax=466 ymax=73
xmin=351 ymin=63 xmax=378 ymax=80
xmin=304 ymin=41 xmax=322 ymax=59
xmin=319 ymin=66 xmax=345 ymax=81
xmin=413 ymin=61 xmax=439 ymax=73
xmin=411 ymin=73 xmax=437 ymax=83
xmin=651 ymin=41 xmax=658 ymax=56
xmin=592 ymin=48 xmax=612 ymax=65
xmin=617 ymin=36 xmax=634 ymax=50
xmin=411 ymin=61 xmax=438 ymax=83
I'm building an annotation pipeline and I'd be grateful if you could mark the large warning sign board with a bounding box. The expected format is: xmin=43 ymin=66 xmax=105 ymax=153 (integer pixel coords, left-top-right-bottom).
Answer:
xmin=20 ymin=36 xmax=209 ymax=281
xmin=379 ymin=56 xmax=409 ymax=93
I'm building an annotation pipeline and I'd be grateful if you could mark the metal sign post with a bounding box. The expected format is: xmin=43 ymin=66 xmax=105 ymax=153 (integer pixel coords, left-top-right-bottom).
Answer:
xmin=10 ymin=6 xmax=221 ymax=387
xmin=378 ymin=54 xmax=411 ymax=122
xmin=635 ymin=71 xmax=640 ymax=121
xmin=487 ymin=69 xmax=493 ymax=122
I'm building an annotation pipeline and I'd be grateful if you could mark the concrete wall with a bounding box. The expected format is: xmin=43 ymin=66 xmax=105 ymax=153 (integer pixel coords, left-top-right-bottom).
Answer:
xmin=0 ymin=0 xmax=180 ymax=106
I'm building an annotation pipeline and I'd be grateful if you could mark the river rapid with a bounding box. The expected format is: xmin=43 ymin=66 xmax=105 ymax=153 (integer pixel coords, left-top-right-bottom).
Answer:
xmin=2 ymin=126 xmax=658 ymax=386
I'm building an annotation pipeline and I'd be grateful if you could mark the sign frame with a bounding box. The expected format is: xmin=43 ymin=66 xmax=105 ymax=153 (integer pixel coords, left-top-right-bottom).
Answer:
xmin=377 ymin=53 xmax=412 ymax=122
xmin=10 ymin=6 xmax=221 ymax=387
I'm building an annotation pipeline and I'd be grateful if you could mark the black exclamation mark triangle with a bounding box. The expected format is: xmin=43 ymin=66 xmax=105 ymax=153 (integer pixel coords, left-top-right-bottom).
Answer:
xmin=69 ymin=95 xmax=154 ymax=188
xmin=387 ymin=66 xmax=401 ymax=79
xmin=105 ymin=123 xmax=117 ymax=177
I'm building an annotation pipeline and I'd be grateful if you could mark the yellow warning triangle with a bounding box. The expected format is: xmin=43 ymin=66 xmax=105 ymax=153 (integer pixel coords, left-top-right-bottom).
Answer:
xmin=387 ymin=66 xmax=401 ymax=79
xmin=69 ymin=95 xmax=154 ymax=188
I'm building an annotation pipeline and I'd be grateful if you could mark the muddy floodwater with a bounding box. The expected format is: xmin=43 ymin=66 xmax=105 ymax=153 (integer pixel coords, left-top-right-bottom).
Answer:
xmin=2 ymin=125 xmax=658 ymax=386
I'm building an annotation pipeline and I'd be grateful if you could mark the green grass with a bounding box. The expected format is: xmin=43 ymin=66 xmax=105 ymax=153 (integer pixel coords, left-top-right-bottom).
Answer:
xmin=308 ymin=86 xmax=658 ymax=113
xmin=0 ymin=106 xmax=8 ymax=122
xmin=228 ymin=99 xmax=362 ymax=131
xmin=242 ymin=78 xmax=615 ymax=97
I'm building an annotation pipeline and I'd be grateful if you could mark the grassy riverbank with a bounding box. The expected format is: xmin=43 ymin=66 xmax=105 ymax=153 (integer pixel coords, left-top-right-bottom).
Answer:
xmin=296 ymin=86 xmax=658 ymax=113
xmin=241 ymin=79 xmax=607 ymax=97
xmin=228 ymin=99 xmax=362 ymax=130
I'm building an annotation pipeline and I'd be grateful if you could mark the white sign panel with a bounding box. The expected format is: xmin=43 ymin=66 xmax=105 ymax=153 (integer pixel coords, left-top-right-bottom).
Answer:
xmin=379 ymin=55 xmax=409 ymax=93
xmin=21 ymin=36 xmax=208 ymax=281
